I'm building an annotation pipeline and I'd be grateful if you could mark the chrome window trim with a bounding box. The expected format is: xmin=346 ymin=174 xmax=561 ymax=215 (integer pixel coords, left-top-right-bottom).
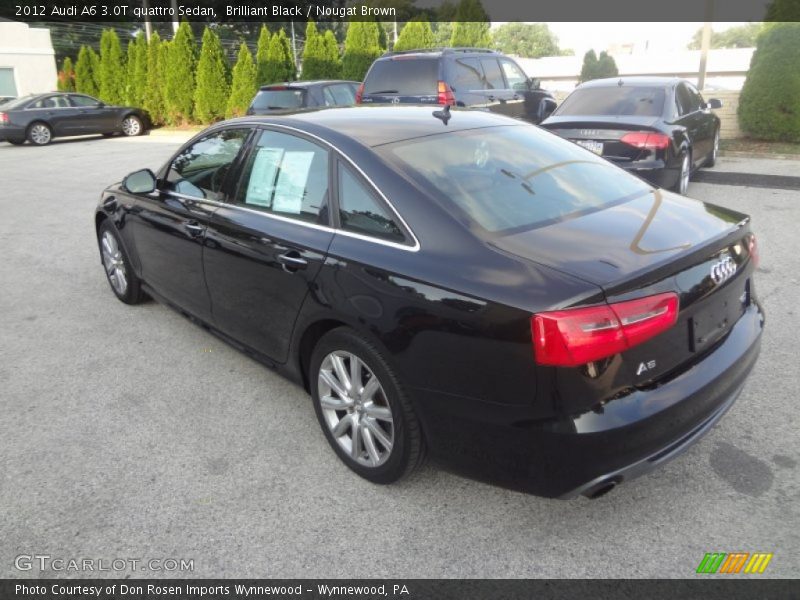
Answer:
xmin=165 ymin=121 xmax=421 ymax=253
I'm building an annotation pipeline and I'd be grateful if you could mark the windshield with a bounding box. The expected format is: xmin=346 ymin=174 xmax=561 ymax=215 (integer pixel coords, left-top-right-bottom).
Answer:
xmin=1 ymin=95 xmax=35 ymax=110
xmin=380 ymin=125 xmax=651 ymax=233
xmin=364 ymin=58 xmax=439 ymax=95
xmin=555 ymin=86 xmax=666 ymax=117
xmin=251 ymin=89 xmax=305 ymax=110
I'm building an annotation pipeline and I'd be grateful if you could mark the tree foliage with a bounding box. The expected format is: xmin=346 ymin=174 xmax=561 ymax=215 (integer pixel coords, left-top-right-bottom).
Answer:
xmin=394 ymin=20 xmax=435 ymax=52
xmin=164 ymin=21 xmax=197 ymax=124
xmin=688 ymin=23 xmax=763 ymax=50
xmin=765 ymin=0 xmax=800 ymax=21
xmin=342 ymin=21 xmax=382 ymax=81
xmin=227 ymin=42 xmax=257 ymax=118
xmin=738 ymin=23 xmax=800 ymax=142
xmin=143 ymin=33 xmax=166 ymax=126
xmin=322 ymin=30 xmax=343 ymax=78
xmin=579 ymin=50 xmax=619 ymax=82
xmin=57 ymin=57 xmax=75 ymax=92
xmin=302 ymin=21 xmax=325 ymax=79
xmin=75 ymin=45 xmax=100 ymax=97
xmin=491 ymin=23 xmax=561 ymax=57
xmin=125 ymin=33 xmax=148 ymax=107
xmin=98 ymin=29 xmax=126 ymax=104
xmin=450 ymin=0 xmax=491 ymax=47
xmin=194 ymin=27 xmax=230 ymax=123
xmin=255 ymin=25 xmax=272 ymax=86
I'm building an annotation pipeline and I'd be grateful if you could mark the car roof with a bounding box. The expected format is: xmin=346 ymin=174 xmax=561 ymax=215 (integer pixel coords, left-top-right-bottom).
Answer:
xmin=258 ymin=80 xmax=359 ymax=90
xmin=225 ymin=105 xmax=517 ymax=147
xmin=376 ymin=48 xmax=499 ymax=60
xmin=577 ymin=76 xmax=684 ymax=89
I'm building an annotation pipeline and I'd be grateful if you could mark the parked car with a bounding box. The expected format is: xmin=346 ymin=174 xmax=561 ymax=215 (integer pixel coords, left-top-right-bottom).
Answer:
xmin=357 ymin=48 xmax=557 ymax=124
xmin=541 ymin=77 xmax=722 ymax=194
xmin=95 ymin=106 xmax=762 ymax=499
xmin=0 ymin=92 xmax=148 ymax=146
xmin=247 ymin=81 xmax=361 ymax=115
xmin=0 ymin=95 xmax=15 ymax=106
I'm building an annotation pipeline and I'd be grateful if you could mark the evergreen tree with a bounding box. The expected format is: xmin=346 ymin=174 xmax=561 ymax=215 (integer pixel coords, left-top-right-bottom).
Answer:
xmin=450 ymin=0 xmax=491 ymax=47
xmin=227 ymin=42 xmax=257 ymax=118
xmin=739 ymin=23 xmax=800 ymax=141
xmin=57 ymin=57 xmax=76 ymax=92
xmin=277 ymin=29 xmax=297 ymax=81
xmin=75 ymin=45 xmax=100 ymax=97
xmin=255 ymin=25 xmax=272 ymax=86
xmin=302 ymin=21 xmax=325 ymax=80
xmin=342 ymin=21 xmax=381 ymax=81
xmin=595 ymin=51 xmax=619 ymax=79
xmin=164 ymin=21 xmax=197 ymax=124
xmin=322 ymin=30 xmax=342 ymax=79
xmin=143 ymin=32 xmax=166 ymax=125
xmin=579 ymin=49 xmax=598 ymax=82
xmin=98 ymin=29 xmax=126 ymax=104
xmin=125 ymin=33 xmax=148 ymax=107
xmin=394 ymin=20 xmax=435 ymax=52
xmin=194 ymin=27 xmax=230 ymax=123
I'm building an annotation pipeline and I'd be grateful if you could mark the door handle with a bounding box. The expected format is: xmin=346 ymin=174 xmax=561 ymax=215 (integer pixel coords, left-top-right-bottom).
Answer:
xmin=277 ymin=251 xmax=308 ymax=271
xmin=184 ymin=222 xmax=204 ymax=238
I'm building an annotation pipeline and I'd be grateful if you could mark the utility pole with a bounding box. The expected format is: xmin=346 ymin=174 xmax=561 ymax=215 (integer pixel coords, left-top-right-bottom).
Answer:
xmin=698 ymin=0 xmax=714 ymax=90
xmin=171 ymin=0 xmax=179 ymax=34
xmin=291 ymin=21 xmax=298 ymax=72
xmin=142 ymin=0 xmax=152 ymax=42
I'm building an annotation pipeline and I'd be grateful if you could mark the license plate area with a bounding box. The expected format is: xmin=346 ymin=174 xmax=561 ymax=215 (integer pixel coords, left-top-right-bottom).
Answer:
xmin=575 ymin=140 xmax=603 ymax=155
xmin=689 ymin=281 xmax=748 ymax=352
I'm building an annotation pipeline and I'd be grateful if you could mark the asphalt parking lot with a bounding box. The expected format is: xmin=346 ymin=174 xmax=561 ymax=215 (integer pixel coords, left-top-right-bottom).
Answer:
xmin=1 ymin=134 xmax=798 ymax=579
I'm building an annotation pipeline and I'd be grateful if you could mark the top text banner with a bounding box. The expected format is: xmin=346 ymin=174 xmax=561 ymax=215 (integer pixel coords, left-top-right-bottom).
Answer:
xmin=2 ymin=0 xmax=796 ymax=23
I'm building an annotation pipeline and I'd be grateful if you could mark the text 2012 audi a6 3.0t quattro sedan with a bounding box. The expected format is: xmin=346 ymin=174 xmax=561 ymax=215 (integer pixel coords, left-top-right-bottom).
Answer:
xmin=95 ymin=107 xmax=763 ymax=499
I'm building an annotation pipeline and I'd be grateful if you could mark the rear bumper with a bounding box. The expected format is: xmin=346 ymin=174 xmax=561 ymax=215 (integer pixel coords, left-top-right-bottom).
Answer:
xmin=0 ymin=126 xmax=25 ymax=142
xmin=616 ymin=159 xmax=680 ymax=190
xmin=411 ymin=302 xmax=764 ymax=498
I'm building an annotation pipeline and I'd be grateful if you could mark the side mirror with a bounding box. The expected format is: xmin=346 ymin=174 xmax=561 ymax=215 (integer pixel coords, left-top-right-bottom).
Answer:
xmin=122 ymin=169 xmax=156 ymax=194
xmin=707 ymin=98 xmax=723 ymax=109
xmin=528 ymin=77 xmax=541 ymax=90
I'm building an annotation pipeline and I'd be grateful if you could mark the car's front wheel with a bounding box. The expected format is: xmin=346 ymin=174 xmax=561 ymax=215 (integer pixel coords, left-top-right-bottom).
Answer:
xmin=98 ymin=221 xmax=145 ymax=304
xmin=310 ymin=328 xmax=425 ymax=484
xmin=121 ymin=115 xmax=143 ymax=137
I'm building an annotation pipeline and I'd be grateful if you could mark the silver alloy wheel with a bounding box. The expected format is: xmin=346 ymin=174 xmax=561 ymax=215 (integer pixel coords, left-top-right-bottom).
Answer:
xmin=29 ymin=123 xmax=51 ymax=145
xmin=712 ymin=131 xmax=720 ymax=162
xmin=679 ymin=153 xmax=690 ymax=194
xmin=121 ymin=116 xmax=141 ymax=136
xmin=318 ymin=350 xmax=394 ymax=467
xmin=101 ymin=231 xmax=128 ymax=295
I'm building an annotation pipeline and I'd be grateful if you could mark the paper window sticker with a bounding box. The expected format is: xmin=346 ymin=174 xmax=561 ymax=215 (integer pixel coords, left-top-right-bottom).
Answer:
xmin=272 ymin=151 xmax=315 ymax=215
xmin=246 ymin=147 xmax=283 ymax=207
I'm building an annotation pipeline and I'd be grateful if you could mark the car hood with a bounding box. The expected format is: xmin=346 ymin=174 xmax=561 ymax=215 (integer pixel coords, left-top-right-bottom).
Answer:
xmin=490 ymin=188 xmax=748 ymax=290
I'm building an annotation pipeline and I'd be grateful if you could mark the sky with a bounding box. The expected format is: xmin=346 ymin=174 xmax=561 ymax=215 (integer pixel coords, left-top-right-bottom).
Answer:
xmin=491 ymin=22 xmax=750 ymax=55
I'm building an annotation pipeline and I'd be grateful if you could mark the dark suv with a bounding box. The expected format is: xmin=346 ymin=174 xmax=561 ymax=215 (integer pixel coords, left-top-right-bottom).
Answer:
xmin=357 ymin=48 xmax=556 ymax=124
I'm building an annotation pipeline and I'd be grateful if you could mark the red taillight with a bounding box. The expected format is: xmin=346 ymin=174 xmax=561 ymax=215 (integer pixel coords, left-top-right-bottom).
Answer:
xmin=0 ymin=112 xmax=7 ymax=124
xmin=437 ymin=81 xmax=455 ymax=106
xmin=532 ymin=293 xmax=679 ymax=367
xmin=620 ymin=131 xmax=671 ymax=150
xmin=355 ymin=83 xmax=364 ymax=104
xmin=748 ymin=233 xmax=759 ymax=268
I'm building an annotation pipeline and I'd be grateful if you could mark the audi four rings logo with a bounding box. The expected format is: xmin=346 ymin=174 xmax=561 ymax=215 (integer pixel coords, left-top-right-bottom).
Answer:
xmin=710 ymin=256 xmax=737 ymax=284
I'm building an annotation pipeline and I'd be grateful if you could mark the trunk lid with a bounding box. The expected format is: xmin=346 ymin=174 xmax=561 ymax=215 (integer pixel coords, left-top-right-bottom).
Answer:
xmin=542 ymin=115 xmax=663 ymax=162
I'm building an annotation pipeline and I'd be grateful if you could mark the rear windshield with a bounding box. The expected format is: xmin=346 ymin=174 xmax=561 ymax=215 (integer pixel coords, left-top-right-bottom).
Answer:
xmin=363 ymin=58 xmax=439 ymax=96
xmin=1 ymin=95 xmax=34 ymax=109
xmin=380 ymin=125 xmax=650 ymax=233
xmin=251 ymin=89 xmax=305 ymax=110
xmin=556 ymin=86 xmax=666 ymax=117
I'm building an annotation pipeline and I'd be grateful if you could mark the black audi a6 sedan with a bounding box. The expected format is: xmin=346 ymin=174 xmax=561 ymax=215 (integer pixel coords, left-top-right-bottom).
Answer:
xmin=95 ymin=106 xmax=762 ymax=499
xmin=541 ymin=77 xmax=722 ymax=195
xmin=0 ymin=92 xmax=148 ymax=145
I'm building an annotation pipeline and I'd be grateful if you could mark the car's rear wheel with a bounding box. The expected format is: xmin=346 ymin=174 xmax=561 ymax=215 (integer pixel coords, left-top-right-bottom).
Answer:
xmin=705 ymin=129 xmax=720 ymax=168
xmin=121 ymin=115 xmax=143 ymax=137
xmin=27 ymin=122 xmax=52 ymax=145
xmin=675 ymin=151 xmax=691 ymax=195
xmin=310 ymin=328 xmax=424 ymax=484
xmin=98 ymin=221 xmax=145 ymax=304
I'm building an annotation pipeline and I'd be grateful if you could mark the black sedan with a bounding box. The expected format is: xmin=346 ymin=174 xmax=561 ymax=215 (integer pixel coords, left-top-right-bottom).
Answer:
xmin=542 ymin=77 xmax=722 ymax=194
xmin=247 ymin=80 xmax=361 ymax=115
xmin=95 ymin=107 xmax=762 ymax=498
xmin=0 ymin=92 xmax=148 ymax=145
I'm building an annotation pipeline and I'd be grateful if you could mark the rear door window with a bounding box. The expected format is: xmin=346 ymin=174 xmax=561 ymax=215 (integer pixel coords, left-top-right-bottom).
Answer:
xmin=556 ymin=86 xmax=666 ymax=117
xmin=363 ymin=58 xmax=439 ymax=95
xmin=69 ymin=94 xmax=100 ymax=107
xmin=323 ymin=83 xmax=357 ymax=106
xmin=479 ymin=58 xmax=505 ymax=90
xmin=675 ymin=84 xmax=694 ymax=116
xmin=451 ymin=57 xmax=485 ymax=91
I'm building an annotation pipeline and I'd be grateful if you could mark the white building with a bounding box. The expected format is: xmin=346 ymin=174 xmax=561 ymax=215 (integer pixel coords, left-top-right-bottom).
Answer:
xmin=0 ymin=20 xmax=57 ymax=99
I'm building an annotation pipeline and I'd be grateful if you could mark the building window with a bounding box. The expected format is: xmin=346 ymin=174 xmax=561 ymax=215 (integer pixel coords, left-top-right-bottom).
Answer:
xmin=0 ymin=68 xmax=18 ymax=98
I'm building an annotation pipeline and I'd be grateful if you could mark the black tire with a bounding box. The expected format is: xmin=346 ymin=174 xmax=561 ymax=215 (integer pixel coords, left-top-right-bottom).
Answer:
xmin=309 ymin=327 xmax=425 ymax=484
xmin=102 ymin=132 xmax=116 ymax=138
xmin=97 ymin=220 xmax=146 ymax=305
xmin=7 ymin=139 xmax=25 ymax=146
xmin=705 ymin=129 xmax=720 ymax=168
xmin=673 ymin=150 xmax=691 ymax=195
xmin=26 ymin=122 xmax=52 ymax=145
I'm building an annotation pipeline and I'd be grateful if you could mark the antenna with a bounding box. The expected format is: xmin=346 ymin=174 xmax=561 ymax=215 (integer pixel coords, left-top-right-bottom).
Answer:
xmin=432 ymin=104 xmax=451 ymax=125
